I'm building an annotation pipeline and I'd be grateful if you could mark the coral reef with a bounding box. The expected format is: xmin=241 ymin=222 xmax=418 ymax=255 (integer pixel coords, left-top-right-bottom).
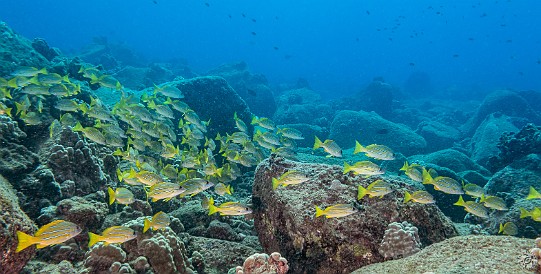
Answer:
xmin=234 ymin=252 xmax=289 ymax=274
xmin=81 ymin=243 xmax=127 ymax=273
xmin=329 ymin=110 xmax=426 ymax=154
xmin=415 ymin=120 xmax=460 ymax=152
xmin=378 ymin=221 xmax=421 ymax=260
xmin=0 ymin=175 xmax=37 ymax=273
xmin=252 ymin=155 xmax=456 ymax=273
xmin=0 ymin=116 xmax=39 ymax=177
xmin=352 ymin=235 xmax=533 ymax=274
xmin=273 ymin=88 xmax=333 ymax=128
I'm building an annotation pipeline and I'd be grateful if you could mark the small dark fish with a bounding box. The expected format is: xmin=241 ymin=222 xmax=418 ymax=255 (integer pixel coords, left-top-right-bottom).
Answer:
xmin=480 ymin=13 xmax=487 ymax=17
xmin=506 ymin=39 xmax=512 ymax=43
xmin=284 ymin=54 xmax=292 ymax=60
xmin=356 ymin=38 xmax=359 ymax=42
xmin=366 ymin=10 xmax=370 ymax=15
xmin=409 ymin=63 xmax=415 ymax=66
xmin=273 ymin=46 xmax=279 ymax=50
xmin=251 ymin=18 xmax=256 ymax=23
xmin=247 ymin=89 xmax=257 ymax=96
xmin=205 ymin=2 xmax=210 ymax=7
xmin=468 ymin=37 xmax=474 ymax=41
xmin=376 ymin=128 xmax=389 ymax=135
xmin=536 ymin=59 xmax=541 ymax=65
xmin=251 ymin=32 xmax=257 ymax=36
xmin=152 ymin=0 xmax=157 ymax=4
xmin=453 ymin=54 xmax=459 ymax=58
xmin=242 ymin=13 xmax=246 ymax=18
xmin=228 ymin=14 xmax=232 ymax=19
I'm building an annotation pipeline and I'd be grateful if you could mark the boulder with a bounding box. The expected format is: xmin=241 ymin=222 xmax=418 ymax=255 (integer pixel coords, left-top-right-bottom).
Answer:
xmin=252 ymin=156 xmax=457 ymax=274
xmin=471 ymin=114 xmax=520 ymax=167
xmin=416 ymin=120 xmax=460 ymax=152
xmin=351 ymin=235 xmax=532 ymax=274
xmin=0 ymin=175 xmax=36 ymax=273
xmin=172 ymin=76 xmax=252 ymax=136
xmin=408 ymin=149 xmax=490 ymax=177
xmin=329 ymin=110 xmax=426 ymax=155
xmin=0 ymin=21 xmax=50 ymax=77
xmin=208 ymin=62 xmax=276 ymax=117
xmin=487 ymin=123 xmax=541 ymax=172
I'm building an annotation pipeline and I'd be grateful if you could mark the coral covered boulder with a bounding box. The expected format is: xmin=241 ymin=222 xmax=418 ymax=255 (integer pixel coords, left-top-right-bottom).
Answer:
xmin=0 ymin=175 xmax=36 ymax=273
xmin=329 ymin=110 xmax=426 ymax=155
xmin=252 ymin=156 xmax=457 ymax=274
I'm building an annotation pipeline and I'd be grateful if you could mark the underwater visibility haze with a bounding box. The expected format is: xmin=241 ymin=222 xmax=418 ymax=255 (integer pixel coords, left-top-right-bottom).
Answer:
xmin=1 ymin=1 xmax=541 ymax=273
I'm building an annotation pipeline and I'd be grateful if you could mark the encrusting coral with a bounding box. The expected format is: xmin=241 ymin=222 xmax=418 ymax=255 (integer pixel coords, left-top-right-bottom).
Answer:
xmin=378 ymin=221 xmax=422 ymax=260
xmin=235 ymin=252 xmax=289 ymax=274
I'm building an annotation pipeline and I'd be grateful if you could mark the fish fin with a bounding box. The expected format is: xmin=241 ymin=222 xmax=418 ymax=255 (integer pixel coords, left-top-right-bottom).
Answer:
xmin=143 ymin=218 xmax=151 ymax=233
xmin=357 ymin=185 xmax=367 ymax=200
xmin=454 ymin=195 xmax=466 ymax=207
xmin=208 ymin=203 xmax=218 ymax=215
xmin=315 ymin=206 xmax=324 ymax=218
xmin=498 ymin=223 xmax=504 ymax=234
xmin=527 ymin=186 xmax=541 ymax=200
xmin=403 ymin=191 xmax=412 ymax=203
xmin=107 ymin=187 xmax=115 ymax=205
xmin=421 ymin=168 xmax=433 ymax=185
xmin=88 ymin=232 xmax=101 ymax=247
xmin=228 ymin=185 xmax=233 ymax=195
xmin=72 ymin=122 xmax=83 ymax=132
xmin=272 ymin=178 xmax=280 ymax=190
xmin=313 ymin=136 xmax=322 ymax=150
xmin=353 ymin=141 xmax=363 ymax=154
xmin=16 ymin=231 xmax=36 ymax=252
xmin=343 ymin=162 xmax=352 ymax=174
xmin=520 ymin=208 xmax=531 ymax=219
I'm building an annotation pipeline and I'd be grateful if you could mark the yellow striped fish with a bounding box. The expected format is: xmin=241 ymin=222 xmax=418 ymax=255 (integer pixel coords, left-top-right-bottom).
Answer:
xmin=143 ymin=211 xmax=171 ymax=233
xmin=88 ymin=226 xmax=136 ymax=247
xmin=16 ymin=220 xmax=81 ymax=252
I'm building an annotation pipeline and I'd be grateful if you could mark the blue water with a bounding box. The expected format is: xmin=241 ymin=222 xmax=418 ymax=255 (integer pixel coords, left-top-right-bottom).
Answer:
xmin=1 ymin=0 xmax=540 ymax=99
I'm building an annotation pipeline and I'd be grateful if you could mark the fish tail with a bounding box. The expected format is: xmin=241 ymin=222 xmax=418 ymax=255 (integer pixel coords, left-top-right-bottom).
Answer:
xmin=313 ymin=136 xmax=323 ymax=150
xmin=520 ymin=208 xmax=531 ymax=219
xmin=143 ymin=218 xmax=152 ymax=233
xmin=272 ymin=178 xmax=281 ymax=190
xmin=72 ymin=122 xmax=83 ymax=132
xmin=343 ymin=162 xmax=352 ymax=174
xmin=226 ymin=185 xmax=233 ymax=195
xmin=88 ymin=232 xmax=102 ymax=247
xmin=208 ymin=203 xmax=218 ymax=215
xmin=353 ymin=141 xmax=364 ymax=154
xmin=498 ymin=223 xmax=504 ymax=234
xmin=527 ymin=186 xmax=541 ymax=200
xmin=107 ymin=187 xmax=116 ymax=205
xmin=403 ymin=191 xmax=412 ymax=203
xmin=421 ymin=168 xmax=433 ymax=185
xmin=16 ymin=231 xmax=36 ymax=252
xmin=315 ymin=206 xmax=325 ymax=218
xmin=400 ymin=161 xmax=409 ymax=172
xmin=357 ymin=185 xmax=368 ymax=200
xmin=251 ymin=116 xmax=258 ymax=125
xmin=454 ymin=195 xmax=466 ymax=207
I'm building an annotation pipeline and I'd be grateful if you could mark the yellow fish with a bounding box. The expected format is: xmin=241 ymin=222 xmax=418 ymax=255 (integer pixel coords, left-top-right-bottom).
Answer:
xmin=499 ymin=222 xmax=518 ymax=236
xmin=108 ymin=187 xmax=135 ymax=205
xmin=214 ymin=183 xmax=233 ymax=196
xmin=148 ymin=182 xmax=186 ymax=202
xmin=343 ymin=161 xmax=384 ymax=177
xmin=354 ymin=141 xmax=395 ymax=160
xmin=88 ymin=226 xmax=136 ymax=247
xmin=143 ymin=211 xmax=171 ymax=233
xmin=313 ymin=136 xmax=342 ymax=158
xmin=16 ymin=220 xmax=81 ymax=252
xmin=251 ymin=116 xmax=276 ymax=130
xmin=454 ymin=196 xmax=489 ymax=218
xmin=272 ymin=170 xmax=310 ymax=190
xmin=520 ymin=207 xmax=541 ymax=222
xmin=399 ymin=161 xmax=423 ymax=182
xmin=315 ymin=204 xmax=357 ymax=218
xmin=72 ymin=122 xmax=106 ymax=145
xmin=357 ymin=179 xmax=393 ymax=199
xmin=403 ymin=190 xmax=435 ymax=204
xmin=208 ymin=198 xmax=252 ymax=216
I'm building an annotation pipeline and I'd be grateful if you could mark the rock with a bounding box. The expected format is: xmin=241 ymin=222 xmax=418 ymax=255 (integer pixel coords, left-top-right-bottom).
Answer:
xmin=159 ymin=76 xmax=253 ymax=137
xmin=0 ymin=116 xmax=39 ymax=177
xmin=31 ymin=38 xmax=60 ymax=61
xmin=23 ymin=260 xmax=78 ymax=274
xmin=329 ymin=110 xmax=426 ymax=155
xmin=378 ymin=221 xmax=421 ymax=260
xmin=54 ymin=196 xmax=108 ymax=230
xmin=408 ymin=149 xmax=491 ymax=177
xmin=471 ymin=114 xmax=521 ymax=167
xmin=415 ymin=120 xmax=460 ymax=152
xmin=122 ymin=218 xmax=194 ymax=274
xmin=207 ymin=62 xmax=276 ymax=117
xmin=185 ymin=235 xmax=261 ymax=273
xmin=351 ymin=235 xmax=532 ymax=274
xmin=487 ymin=123 xmax=541 ymax=172
xmin=252 ymin=156 xmax=457 ymax=273
xmin=113 ymin=64 xmax=180 ymax=90
xmin=356 ymin=79 xmax=396 ymax=118
xmin=205 ymin=220 xmax=242 ymax=242
xmin=273 ymin=88 xmax=334 ymax=128
xmin=234 ymin=252 xmax=289 ymax=274
xmin=81 ymin=243 xmax=127 ymax=273
xmin=0 ymin=175 xmax=36 ymax=273
xmin=0 ymin=21 xmax=51 ymax=77
xmin=462 ymin=90 xmax=541 ymax=136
